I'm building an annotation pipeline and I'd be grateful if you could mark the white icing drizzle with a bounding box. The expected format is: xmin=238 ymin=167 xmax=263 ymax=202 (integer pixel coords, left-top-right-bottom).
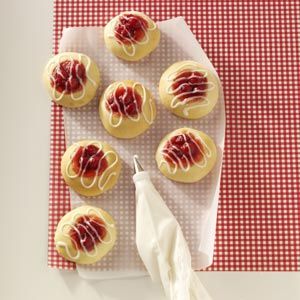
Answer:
xmin=159 ymin=132 xmax=212 ymax=174
xmin=46 ymin=53 xmax=96 ymax=102
xmin=104 ymin=81 xmax=155 ymax=127
xmin=107 ymin=13 xmax=157 ymax=57
xmin=65 ymin=141 xmax=118 ymax=190
xmin=165 ymin=62 xmax=215 ymax=117
xmin=57 ymin=207 xmax=115 ymax=260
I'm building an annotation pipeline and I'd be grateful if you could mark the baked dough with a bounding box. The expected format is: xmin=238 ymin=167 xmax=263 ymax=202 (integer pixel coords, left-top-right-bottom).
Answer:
xmin=104 ymin=11 xmax=160 ymax=61
xmin=43 ymin=52 xmax=101 ymax=108
xmin=55 ymin=205 xmax=117 ymax=264
xmin=99 ymin=80 xmax=156 ymax=139
xmin=159 ymin=60 xmax=219 ymax=119
xmin=156 ymin=127 xmax=217 ymax=183
xmin=61 ymin=140 xmax=121 ymax=196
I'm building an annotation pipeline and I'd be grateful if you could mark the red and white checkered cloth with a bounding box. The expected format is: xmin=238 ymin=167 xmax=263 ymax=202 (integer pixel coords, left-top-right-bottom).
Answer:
xmin=48 ymin=0 xmax=300 ymax=271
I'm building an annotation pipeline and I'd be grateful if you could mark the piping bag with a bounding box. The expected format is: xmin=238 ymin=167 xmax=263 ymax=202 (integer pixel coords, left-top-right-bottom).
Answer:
xmin=133 ymin=155 xmax=212 ymax=300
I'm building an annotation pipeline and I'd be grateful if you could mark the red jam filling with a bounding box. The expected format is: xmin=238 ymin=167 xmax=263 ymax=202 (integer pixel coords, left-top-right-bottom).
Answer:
xmin=72 ymin=145 xmax=108 ymax=178
xmin=172 ymin=71 xmax=208 ymax=102
xmin=106 ymin=86 xmax=142 ymax=117
xmin=114 ymin=14 xmax=148 ymax=45
xmin=51 ymin=59 xmax=86 ymax=94
xmin=70 ymin=215 xmax=107 ymax=252
xmin=163 ymin=132 xmax=204 ymax=167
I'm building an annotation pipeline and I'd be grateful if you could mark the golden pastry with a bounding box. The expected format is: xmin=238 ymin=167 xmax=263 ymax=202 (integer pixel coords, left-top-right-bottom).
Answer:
xmin=43 ymin=52 xmax=101 ymax=108
xmin=156 ymin=127 xmax=217 ymax=183
xmin=104 ymin=11 xmax=160 ymax=61
xmin=159 ymin=60 xmax=219 ymax=119
xmin=55 ymin=205 xmax=117 ymax=264
xmin=99 ymin=80 xmax=156 ymax=139
xmin=61 ymin=140 xmax=121 ymax=196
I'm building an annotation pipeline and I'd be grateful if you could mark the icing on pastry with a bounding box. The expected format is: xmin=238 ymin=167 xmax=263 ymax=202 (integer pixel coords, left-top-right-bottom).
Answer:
xmin=104 ymin=82 xmax=155 ymax=127
xmin=71 ymin=144 xmax=108 ymax=178
xmin=159 ymin=132 xmax=212 ymax=174
xmin=69 ymin=215 xmax=107 ymax=252
xmin=106 ymin=86 xmax=142 ymax=117
xmin=65 ymin=142 xmax=118 ymax=190
xmin=165 ymin=62 xmax=215 ymax=117
xmin=46 ymin=53 xmax=97 ymax=102
xmin=107 ymin=13 xmax=157 ymax=57
xmin=56 ymin=207 xmax=115 ymax=260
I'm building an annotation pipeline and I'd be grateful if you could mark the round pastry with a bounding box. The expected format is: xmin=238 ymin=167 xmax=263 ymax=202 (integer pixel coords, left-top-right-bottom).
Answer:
xmin=159 ymin=60 xmax=219 ymax=119
xmin=99 ymin=80 xmax=156 ymax=139
xmin=61 ymin=140 xmax=121 ymax=196
xmin=104 ymin=11 xmax=160 ymax=61
xmin=55 ymin=205 xmax=117 ymax=264
xmin=43 ymin=52 xmax=101 ymax=108
xmin=156 ymin=128 xmax=217 ymax=183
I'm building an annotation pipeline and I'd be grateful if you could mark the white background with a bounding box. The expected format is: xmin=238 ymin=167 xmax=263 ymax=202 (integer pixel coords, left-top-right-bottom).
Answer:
xmin=0 ymin=0 xmax=299 ymax=299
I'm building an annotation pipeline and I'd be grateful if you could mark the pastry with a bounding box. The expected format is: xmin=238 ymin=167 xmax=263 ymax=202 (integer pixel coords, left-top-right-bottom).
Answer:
xmin=99 ymin=80 xmax=156 ymax=139
xmin=104 ymin=11 xmax=160 ymax=61
xmin=156 ymin=128 xmax=217 ymax=183
xmin=55 ymin=205 xmax=117 ymax=264
xmin=43 ymin=52 xmax=101 ymax=108
xmin=61 ymin=140 xmax=121 ymax=196
xmin=159 ymin=60 xmax=219 ymax=119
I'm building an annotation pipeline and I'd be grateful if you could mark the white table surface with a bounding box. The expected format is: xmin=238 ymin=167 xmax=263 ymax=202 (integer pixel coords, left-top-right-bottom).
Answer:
xmin=0 ymin=1 xmax=299 ymax=299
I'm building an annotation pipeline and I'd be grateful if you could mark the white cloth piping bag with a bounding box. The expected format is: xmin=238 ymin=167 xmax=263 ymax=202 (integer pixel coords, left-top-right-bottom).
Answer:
xmin=133 ymin=155 xmax=212 ymax=300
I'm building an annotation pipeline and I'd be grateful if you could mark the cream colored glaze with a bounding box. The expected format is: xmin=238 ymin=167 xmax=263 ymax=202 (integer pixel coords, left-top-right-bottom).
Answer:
xmin=165 ymin=62 xmax=215 ymax=117
xmin=159 ymin=132 xmax=212 ymax=174
xmin=56 ymin=207 xmax=115 ymax=260
xmin=46 ymin=53 xmax=97 ymax=102
xmin=107 ymin=13 xmax=157 ymax=57
xmin=104 ymin=81 xmax=155 ymax=127
xmin=65 ymin=141 xmax=118 ymax=190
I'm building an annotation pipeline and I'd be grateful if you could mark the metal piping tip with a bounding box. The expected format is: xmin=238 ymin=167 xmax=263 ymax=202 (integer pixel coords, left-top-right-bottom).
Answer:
xmin=133 ymin=155 xmax=144 ymax=174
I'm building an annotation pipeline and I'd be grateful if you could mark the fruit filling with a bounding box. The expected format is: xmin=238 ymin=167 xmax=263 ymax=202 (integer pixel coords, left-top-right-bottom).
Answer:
xmin=72 ymin=144 xmax=108 ymax=178
xmin=172 ymin=71 xmax=208 ymax=102
xmin=163 ymin=132 xmax=204 ymax=167
xmin=106 ymin=86 xmax=142 ymax=117
xmin=114 ymin=14 xmax=148 ymax=44
xmin=70 ymin=215 xmax=107 ymax=252
xmin=51 ymin=59 xmax=86 ymax=94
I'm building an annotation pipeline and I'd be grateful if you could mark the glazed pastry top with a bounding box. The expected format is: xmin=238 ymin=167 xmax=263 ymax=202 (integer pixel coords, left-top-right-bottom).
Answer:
xmin=56 ymin=206 xmax=115 ymax=261
xmin=65 ymin=141 xmax=119 ymax=191
xmin=103 ymin=81 xmax=155 ymax=127
xmin=163 ymin=61 xmax=216 ymax=116
xmin=106 ymin=12 xmax=157 ymax=57
xmin=45 ymin=53 xmax=98 ymax=102
xmin=159 ymin=130 xmax=212 ymax=174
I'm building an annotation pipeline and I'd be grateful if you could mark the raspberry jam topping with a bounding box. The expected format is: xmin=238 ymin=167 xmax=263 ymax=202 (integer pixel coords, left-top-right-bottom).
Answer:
xmin=70 ymin=215 xmax=107 ymax=252
xmin=106 ymin=86 xmax=142 ymax=117
xmin=51 ymin=59 xmax=86 ymax=94
xmin=114 ymin=14 xmax=148 ymax=45
xmin=172 ymin=71 xmax=208 ymax=102
xmin=163 ymin=132 xmax=204 ymax=167
xmin=72 ymin=145 xmax=108 ymax=178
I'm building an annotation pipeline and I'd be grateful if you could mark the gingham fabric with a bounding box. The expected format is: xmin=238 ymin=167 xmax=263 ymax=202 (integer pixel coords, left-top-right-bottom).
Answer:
xmin=48 ymin=0 xmax=300 ymax=271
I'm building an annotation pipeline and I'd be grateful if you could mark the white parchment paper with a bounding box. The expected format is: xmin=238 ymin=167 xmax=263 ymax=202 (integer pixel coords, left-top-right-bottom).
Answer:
xmin=59 ymin=17 xmax=225 ymax=279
